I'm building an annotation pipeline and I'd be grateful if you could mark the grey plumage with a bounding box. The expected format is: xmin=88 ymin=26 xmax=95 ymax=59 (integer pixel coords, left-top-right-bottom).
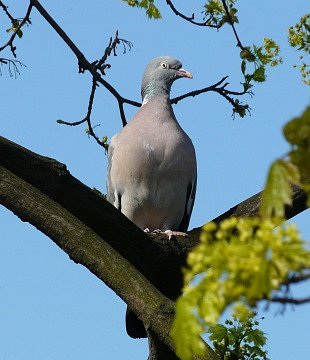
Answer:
xmin=106 ymin=56 xmax=197 ymax=337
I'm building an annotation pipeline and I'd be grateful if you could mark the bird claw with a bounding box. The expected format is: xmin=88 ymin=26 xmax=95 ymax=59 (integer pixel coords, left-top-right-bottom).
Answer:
xmin=144 ymin=228 xmax=188 ymax=240
xmin=164 ymin=230 xmax=189 ymax=240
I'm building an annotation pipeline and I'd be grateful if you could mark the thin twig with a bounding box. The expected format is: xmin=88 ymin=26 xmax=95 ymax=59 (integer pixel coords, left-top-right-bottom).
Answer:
xmin=282 ymin=273 xmax=310 ymax=286
xmin=0 ymin=1 xmax=15 ymax=22
xmin=221 ymin=0 xmax=244 ymax=49
xmin=58 ymin=80 xmax=108 ymax=149
xmin=118 ymin=100 xmax=127 ymax=127
xmin=84 ymin=79 xmax=108 ymax=150
xmin=0 ymin=57 xmax=26 ymax=77
xmin=30 ymin=0 xmax=140 ymax=123
xmin=171 ymin=75 xmax=250 ymax=116
xmin=270 ymin=296 xmax=310 ymax=305
xmin=165 ymin=0 xmax=218 ymax=28
xmin=171 ymin=76 xmax=229 ymax=104
xmin=57 ymin=118 xmax=87 ymax=126
xmin=0 ymin=3 xmax=33 ymax=57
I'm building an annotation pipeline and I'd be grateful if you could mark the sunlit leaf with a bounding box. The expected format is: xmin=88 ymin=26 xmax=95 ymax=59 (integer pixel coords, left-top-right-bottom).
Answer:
xmin=260 ymin=160 xmax=299 ymax=218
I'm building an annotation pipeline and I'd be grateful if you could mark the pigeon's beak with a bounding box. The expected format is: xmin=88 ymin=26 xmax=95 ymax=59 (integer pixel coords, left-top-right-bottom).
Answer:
xmin=177 ymin=68 xmax=193 ymax=79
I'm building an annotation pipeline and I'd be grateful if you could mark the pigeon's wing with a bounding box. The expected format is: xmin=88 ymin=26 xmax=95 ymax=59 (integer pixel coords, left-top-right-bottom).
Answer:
xmin=178 ymin=172 xmax=197 ymax=232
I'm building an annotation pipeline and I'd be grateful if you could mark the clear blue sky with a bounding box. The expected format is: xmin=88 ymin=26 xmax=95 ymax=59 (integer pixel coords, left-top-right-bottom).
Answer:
xmin=1 ymin=1 xmax=309 ymax=359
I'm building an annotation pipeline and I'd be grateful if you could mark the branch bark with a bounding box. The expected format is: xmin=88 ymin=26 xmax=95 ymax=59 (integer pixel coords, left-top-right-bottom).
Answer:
xmin=0 ymin=136 xmax=220 ymax=360
xmin=0 ymin=164 xmax=218 ymax=360
xmin=0 ymin=136 xmax=308 ymax=358
xmin=1 ymin=135 xmax=308 ymax=298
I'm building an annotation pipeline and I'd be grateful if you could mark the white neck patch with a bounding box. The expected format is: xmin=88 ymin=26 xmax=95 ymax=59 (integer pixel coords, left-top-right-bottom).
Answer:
xmin=141 ymin=97 xmax=149 ymax=107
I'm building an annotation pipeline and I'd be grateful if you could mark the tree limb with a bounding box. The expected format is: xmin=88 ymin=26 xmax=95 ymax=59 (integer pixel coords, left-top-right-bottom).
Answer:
xmin=1 ymin=135 xmax=308 ymax=358
xmin=0 ymin=138 xmax=219 ymax=360
xmin=1 ymin=135 xmax=308 ymax=290
xmin=0 ymin=165 xmax=177 ymax=352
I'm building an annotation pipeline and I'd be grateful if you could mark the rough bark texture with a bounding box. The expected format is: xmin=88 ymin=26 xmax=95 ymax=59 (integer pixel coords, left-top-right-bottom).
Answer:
xmin=1 ymin=135 xmax=308 ymax=359
xmin=0 ymin=136 xmax=220 ymax=360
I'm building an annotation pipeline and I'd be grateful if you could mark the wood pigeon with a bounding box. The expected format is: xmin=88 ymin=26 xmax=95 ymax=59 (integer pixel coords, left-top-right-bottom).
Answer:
xmin=106 ymin=56 xmax=197 ymax=338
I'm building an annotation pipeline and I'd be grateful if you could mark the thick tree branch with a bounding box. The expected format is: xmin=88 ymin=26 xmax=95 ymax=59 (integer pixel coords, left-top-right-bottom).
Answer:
xmin=0 ymin=165 xmax=178 ymax=353
xmin=1 ymin=135 xmax=308 ymax=295
xmin=1 ymin=135 xmax=308 ymax=358
xmin=0 ymin=139 xmax=219 ymax=360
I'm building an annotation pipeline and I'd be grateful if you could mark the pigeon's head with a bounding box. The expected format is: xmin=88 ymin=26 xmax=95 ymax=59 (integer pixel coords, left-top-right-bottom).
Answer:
xmin=141 ymin=56 xmax=192 ymax=101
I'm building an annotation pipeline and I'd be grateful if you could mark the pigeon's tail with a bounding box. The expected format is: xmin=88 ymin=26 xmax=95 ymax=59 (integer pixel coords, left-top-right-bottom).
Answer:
xmin=126 ymin=306 xmax=147 ymax=338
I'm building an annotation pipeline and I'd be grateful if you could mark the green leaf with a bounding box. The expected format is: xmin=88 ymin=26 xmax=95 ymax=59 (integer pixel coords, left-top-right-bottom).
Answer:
xmin=260 ymin=159 xmax=300 ymax=218
xmin=283 ymin=106 xmax=310 ymax=146
xmin=283 ymin=106 xmax=310 ymax=202
xmin=240 ymin=47 xmax=256 ymax=62
xmin=208 ymin=324 xmax=228 ymax=342
xmin=204 ymin=0 xmax=224 ymax=14
xmin=246 ymin=329 xmax=267 ymax=347
xmin=122 ymin=0 xmax=161 ymax=19
xmin=253 ymin=65 xmax=266 ymax=82
xmin=17 ymin=29 xmax=23 ymax=38
xmin=241 ymin=60 xmax=246 ymax=74
xmin=146 ymin=3 xmax=161 ymax=19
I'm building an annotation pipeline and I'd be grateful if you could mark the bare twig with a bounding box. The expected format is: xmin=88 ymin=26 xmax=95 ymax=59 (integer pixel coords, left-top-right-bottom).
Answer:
xmin=94 ymin=30 xmax=133 ymax=76
xmin=58 ymin=79 xmax=108 ymax=150
xmin=221 ymin=0 xmax=244 ymax=49
xmin=30 ymin=0 xmax=140 ymax=127
xmin=84 ymin=79 xmax=109 ymax=151
xmin=94 ymin=31 xmax=120 ymax=75
xmin=0 ymin=3 xmax=33 ymax=57
xmin=165 ymin=0 xmax=218 ymax=28
xmin=171 ymin=75 xmax=250 ymax=116
xmin=283 ymin=273 xmax=310 ymax=286
xmin=0 ymin=57 xmax=26 ymax=77
xmin=165 ymin=0 xmax=244 ymax=50
xmin=270 ymin=296 xmax=310 ymax=305
xmin=0 ymin=1 xmax=15 ymax=22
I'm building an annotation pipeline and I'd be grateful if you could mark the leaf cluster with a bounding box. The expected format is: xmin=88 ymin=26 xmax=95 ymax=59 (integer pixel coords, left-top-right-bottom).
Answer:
xmin=240 ymin=38 xmax=282 ymax=92
xmin=6 ymin=19 xmax=23 ymax=38
xmin=172 ymin=217 xmax=310 ymax=360
xmin=288 ymin=13 xmax=310 ymax=85
xmin=208 ymin=315 xmax=268 ymax=360
xmin=260 ymin=106 xmax=310 ymax=218
xmin=122 ymin=0 xmax=161 ymax=19
xmin=203 ymin=0 xmax=238 ymax=28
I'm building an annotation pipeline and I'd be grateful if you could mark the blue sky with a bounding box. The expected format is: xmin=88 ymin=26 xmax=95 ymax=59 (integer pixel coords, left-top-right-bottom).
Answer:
xmin=1 ymin=1 xmax=309 ymax=359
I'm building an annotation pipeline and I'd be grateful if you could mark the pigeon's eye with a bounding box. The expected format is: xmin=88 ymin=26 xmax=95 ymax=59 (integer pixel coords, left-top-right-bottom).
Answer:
xmin=160 ymin=62 xmax=168 ymax=69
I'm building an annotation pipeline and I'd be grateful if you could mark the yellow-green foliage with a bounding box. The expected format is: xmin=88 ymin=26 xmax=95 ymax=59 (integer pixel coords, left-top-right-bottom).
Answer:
xmin=283 ymin=106 xmax=310 ymax=201
xmin=208 ymin=315 xmax=268 ymax=360
xmin=260 ymin=160 xmax=300 ymax=218
xmin=122 ymin=0 xmax=161 ymax=19
xmin=260 ymin=106 xmax=310 ymax=217
xmin=172 ymin=218 xmax=310 ymax=360
xmin=172 ymin=107 xmax=310 ymax=360
xmin=204 ymin=0 xmax=238 ymax=28
xmin=288 ymin=13 xmax=310 ymax=85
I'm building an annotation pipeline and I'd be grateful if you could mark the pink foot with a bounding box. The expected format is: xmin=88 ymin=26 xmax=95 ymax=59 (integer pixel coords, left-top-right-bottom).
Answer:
xmin=164 ymin=230 xmax=188 ymax=240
